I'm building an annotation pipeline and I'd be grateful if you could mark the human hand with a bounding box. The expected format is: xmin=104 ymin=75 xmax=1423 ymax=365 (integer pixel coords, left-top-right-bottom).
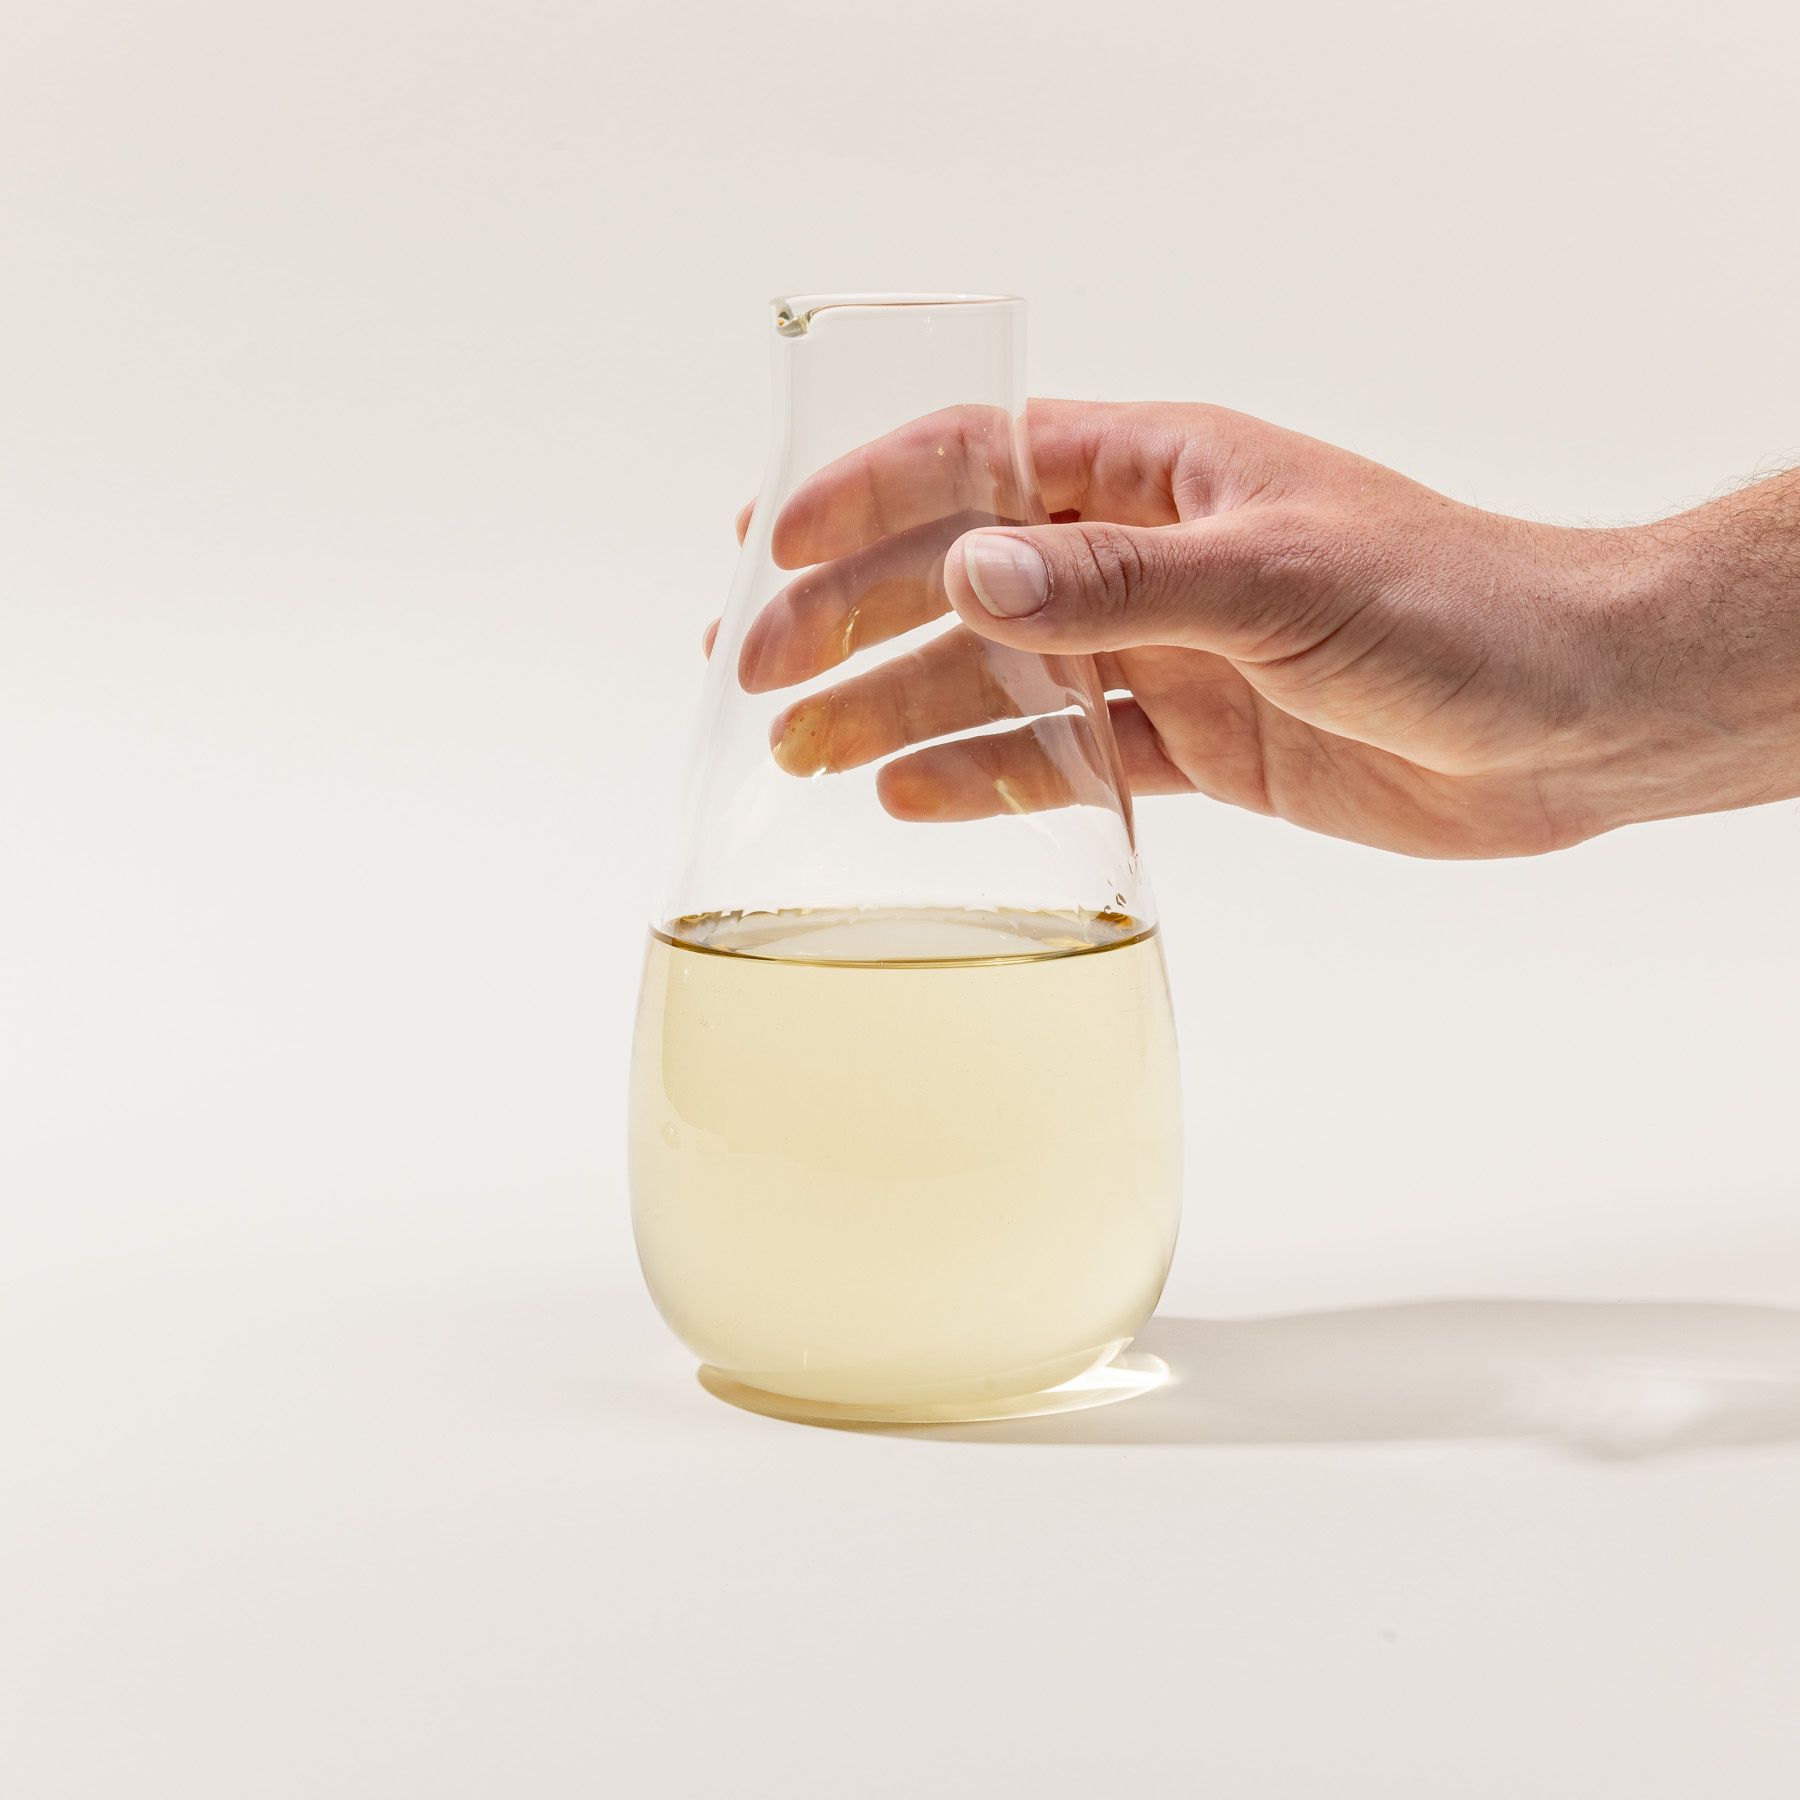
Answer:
xmin=715 ymin=401 xmax=1800 ymax=857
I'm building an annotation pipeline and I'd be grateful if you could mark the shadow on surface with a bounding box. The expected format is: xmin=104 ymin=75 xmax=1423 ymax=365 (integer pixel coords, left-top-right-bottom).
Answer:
xmin=900 ymin=1299 xmax=1800 ymax=1455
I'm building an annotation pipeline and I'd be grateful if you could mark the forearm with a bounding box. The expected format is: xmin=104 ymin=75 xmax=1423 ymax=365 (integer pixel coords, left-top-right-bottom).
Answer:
xmin=1573 ymin=471 xmax=1800 ymax=833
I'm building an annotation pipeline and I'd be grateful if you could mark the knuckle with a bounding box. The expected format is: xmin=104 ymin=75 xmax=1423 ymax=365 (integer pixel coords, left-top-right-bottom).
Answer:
xmin=1067 ymin=525 xmax=1155 ymax=616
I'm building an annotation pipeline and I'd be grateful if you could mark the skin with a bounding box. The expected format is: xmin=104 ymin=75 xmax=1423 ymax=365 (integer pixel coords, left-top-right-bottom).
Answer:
xmin=709 ymin=400 xmax=1800 ymax=858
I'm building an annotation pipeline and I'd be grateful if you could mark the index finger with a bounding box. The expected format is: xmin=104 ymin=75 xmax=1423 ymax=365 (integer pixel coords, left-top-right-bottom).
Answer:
xmin=771 ymin=404 xmax=1028 ymax=569
xmin=771 ymin=399 xmax=1194 ymax=568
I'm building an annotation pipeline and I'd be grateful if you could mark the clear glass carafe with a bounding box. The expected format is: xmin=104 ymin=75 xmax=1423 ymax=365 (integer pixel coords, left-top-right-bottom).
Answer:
xmin=629 ymin=294 xmax=1181 ymax=1423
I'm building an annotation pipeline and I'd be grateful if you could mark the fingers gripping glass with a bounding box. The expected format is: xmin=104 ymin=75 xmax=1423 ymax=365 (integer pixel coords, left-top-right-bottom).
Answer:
xmin=629 ymin=295 xmax=1183 ymax=1424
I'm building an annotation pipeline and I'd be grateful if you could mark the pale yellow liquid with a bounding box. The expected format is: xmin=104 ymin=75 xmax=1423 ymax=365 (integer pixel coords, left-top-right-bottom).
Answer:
xmin=629 ymin=907 xmax=1182 ymax=1416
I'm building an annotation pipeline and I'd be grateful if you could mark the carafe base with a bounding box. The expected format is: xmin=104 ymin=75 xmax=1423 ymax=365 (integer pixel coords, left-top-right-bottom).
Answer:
xmin=696 ymin=1346 xmax=1170 ymax=1428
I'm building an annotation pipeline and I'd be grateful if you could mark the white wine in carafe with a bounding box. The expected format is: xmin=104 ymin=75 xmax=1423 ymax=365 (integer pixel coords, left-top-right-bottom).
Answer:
xmin=630 ymin=907 xmax=1182 ymax=1412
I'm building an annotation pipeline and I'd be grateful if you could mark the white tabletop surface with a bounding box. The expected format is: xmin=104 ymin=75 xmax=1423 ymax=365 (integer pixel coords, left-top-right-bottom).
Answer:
xmin=6 ymin=4 xmax=1799 ymax=1793
xmin=9 ymin=719 xmax=1798 ymax=1794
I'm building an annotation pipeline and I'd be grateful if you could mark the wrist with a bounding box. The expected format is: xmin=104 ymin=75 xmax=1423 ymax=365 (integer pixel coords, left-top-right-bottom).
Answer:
xmin=1570 ymin=484 xmax=1800 ymax=832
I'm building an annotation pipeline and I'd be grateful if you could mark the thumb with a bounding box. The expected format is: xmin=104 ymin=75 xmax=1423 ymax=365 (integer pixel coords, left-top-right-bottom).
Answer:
xmin=945 ymin=518 xmax=1264 ymax=655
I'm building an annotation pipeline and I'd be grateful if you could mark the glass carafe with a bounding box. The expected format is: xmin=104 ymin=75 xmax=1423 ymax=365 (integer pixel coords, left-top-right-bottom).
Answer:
xmin=629 ymin=293 xmax=1181 ymax=1423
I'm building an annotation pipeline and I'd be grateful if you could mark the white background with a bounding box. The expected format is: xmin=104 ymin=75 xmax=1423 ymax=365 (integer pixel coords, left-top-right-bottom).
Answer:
xmin=4 ymin=2 xmax=1799 ymax=1793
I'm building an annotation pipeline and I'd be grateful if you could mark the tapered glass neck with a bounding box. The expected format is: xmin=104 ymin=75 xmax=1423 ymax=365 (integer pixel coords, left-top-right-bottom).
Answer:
xmin=658 ymin=293 xmax=1150 ymax=936
xmin=767 ymin=294 xmax=1028 ymax=483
